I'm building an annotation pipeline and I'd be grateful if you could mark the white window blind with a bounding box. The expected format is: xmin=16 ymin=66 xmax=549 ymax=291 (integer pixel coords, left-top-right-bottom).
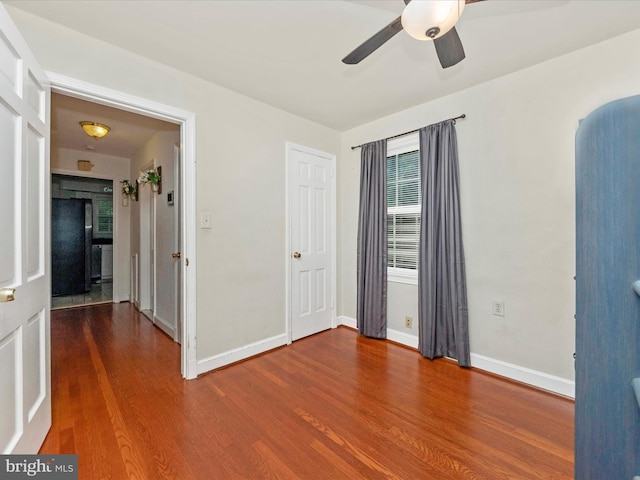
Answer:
xmin=386 ymin=133 xmax=420 ymax=283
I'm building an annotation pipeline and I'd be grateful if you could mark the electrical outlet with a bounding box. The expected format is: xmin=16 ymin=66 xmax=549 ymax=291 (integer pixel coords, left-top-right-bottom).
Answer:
xmin=492 ymin=301 xmax=505 ymax=317
xmin=404 ymin=316 xmax=413 ymax=328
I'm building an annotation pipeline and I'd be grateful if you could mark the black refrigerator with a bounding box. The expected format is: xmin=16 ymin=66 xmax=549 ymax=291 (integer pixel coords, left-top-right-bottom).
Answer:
xmin=51 ymin=198 xmax=93 ymax=296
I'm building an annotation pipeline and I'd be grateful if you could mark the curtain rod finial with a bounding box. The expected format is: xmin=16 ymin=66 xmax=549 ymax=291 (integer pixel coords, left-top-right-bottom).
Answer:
xmin=453 ymin=114 xmax=466 ymax=124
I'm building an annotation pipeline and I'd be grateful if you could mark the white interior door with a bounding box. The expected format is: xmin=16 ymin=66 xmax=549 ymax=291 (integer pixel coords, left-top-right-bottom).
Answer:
xmin=0 ymin=4 xmax=51 ymax=453
xmin=150 ymin=147 xmax=181 ymax=342
xmin=288 ymin=143 xmax=336 ymax=341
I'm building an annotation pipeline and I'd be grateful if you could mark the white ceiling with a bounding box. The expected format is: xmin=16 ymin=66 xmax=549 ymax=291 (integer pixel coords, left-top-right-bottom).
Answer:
xmin=52 ymin=93 xmax=178 ymax=158
xmin=8 ymin=0 xmax=640 ymax=135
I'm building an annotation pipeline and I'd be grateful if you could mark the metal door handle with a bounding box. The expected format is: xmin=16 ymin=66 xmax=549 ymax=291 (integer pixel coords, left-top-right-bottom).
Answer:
xmin=0 ymin=288 xmax=15 ymax=303
xmin=172 ymin=252 xmax=181 ymax=259
xmin=293 ymin=252 xmax=301 ymax=259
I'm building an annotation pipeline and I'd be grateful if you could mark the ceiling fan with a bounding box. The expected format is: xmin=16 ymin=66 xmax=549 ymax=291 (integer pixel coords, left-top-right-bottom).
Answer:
xmin=342 ymin=0 xmax=485 ymax=68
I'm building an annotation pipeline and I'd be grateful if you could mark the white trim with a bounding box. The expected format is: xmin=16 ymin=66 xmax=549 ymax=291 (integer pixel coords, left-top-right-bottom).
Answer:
xmin=387 ymin=328 xmax=419 ymax=349
xmin=285 ymin=144 xmax=292 ymax=344
xmin=154 ymin=314 xmax=175 ymax=339
xmin=196 ymin=334 xmax=288 ymax=376
xmin=173 ymin=144 xmax=181 ymax=344
xmin=131 ymin=254 xmax=139 ymax=308
xmin=338 ymin=315 xmax=357 ymax=329
xmin=48 ymin=72 xmax=192 ymax=124
xmin=336 ymin=315 xmax=574 ymax=398
xmin=285 ymin=142 xmax=337 ymax=344
xmin=47 ymin=72 xmax=198 ymax=380
xmin=470 ymin=353 xmax=575 ymax=399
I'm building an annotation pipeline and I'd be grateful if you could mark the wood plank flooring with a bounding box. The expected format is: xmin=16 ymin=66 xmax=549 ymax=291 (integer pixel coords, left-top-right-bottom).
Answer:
xmin=41 ymin=303 xmax=574 ymax=479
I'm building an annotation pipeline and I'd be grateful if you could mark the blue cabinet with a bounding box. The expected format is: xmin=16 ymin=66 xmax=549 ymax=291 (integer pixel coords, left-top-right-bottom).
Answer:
xmin=575 ymin=95 xmax=640 ymax=479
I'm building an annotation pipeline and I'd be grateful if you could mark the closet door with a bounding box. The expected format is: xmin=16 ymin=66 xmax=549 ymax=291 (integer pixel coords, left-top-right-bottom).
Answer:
xmin=575 ymin=95 xmax=640 ymax=479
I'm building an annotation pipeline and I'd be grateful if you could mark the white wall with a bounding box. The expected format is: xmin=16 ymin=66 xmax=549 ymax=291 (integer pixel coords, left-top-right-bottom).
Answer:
xmin=51 ymin=147 xmax=131 ymax=302
xmin=7 ymin=7 xmax=341 ymax=365
xmin=339 ymin=27 xmax=640 ymax=392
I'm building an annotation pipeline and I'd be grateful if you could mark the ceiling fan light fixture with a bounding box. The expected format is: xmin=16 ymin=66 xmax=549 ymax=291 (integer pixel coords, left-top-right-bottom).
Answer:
xmin=79 ymin=121 xmax=110 ymax=139
xmin=401 ymin=0 xmax=466 ymax=41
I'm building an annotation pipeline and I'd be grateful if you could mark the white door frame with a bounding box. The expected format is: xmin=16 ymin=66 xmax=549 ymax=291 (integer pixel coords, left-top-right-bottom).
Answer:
xmin=285 ymin=142 xmax=337 ymax=344
xmin=173 ymin=143 xmax=182 ymax=343
xmin=138 ymin=159 xmax=155 ymax=316
xmin=48 ymin=72 xmax=198 ymax=379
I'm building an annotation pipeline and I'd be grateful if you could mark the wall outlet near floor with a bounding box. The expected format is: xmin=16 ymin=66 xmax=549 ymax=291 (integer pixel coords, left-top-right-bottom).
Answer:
xmin=492 ymin=301 xmax=505 ymax=317
xmin=404 ymin=316 xmax=413 ymax=328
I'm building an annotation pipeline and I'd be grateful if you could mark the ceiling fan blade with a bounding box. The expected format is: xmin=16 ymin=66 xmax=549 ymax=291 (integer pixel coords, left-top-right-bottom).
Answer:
xmin=342 ymin=16 xmax=403 ymax=65
xmin=433 ymin=26 xmax=465 ymax=68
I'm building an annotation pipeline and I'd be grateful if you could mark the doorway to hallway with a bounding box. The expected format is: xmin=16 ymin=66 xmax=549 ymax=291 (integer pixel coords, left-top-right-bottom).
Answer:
xmin=50 ymin=73 xmax=198 ymax=379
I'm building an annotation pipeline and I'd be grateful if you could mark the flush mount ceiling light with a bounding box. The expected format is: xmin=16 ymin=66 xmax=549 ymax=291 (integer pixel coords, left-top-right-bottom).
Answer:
xmin=79 ymin=121 xmax=110 ymax=139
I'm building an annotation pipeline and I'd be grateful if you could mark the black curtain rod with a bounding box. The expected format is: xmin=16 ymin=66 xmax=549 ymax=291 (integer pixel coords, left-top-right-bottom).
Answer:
xmin=350 ymin=114 xmax=466 ymax=150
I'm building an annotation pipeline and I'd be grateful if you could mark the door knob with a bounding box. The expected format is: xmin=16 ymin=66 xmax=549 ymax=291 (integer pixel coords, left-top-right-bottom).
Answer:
xmin=172 ymin=252 xmax=181 ymax=259
xmin=0 ymin=288 xmax=15 ymax=303
xmin=293 ymin=252 xmax=301 ymax=259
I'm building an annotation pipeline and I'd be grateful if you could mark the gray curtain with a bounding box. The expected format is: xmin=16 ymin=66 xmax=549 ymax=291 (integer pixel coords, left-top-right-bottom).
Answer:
xmin=357 ymin=140 xmax=387 ymax=338
xmin=418 ymin=120 xmax=470 ymax=366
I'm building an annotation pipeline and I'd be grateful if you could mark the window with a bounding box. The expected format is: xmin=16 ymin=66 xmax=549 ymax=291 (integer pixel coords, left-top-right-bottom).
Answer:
xmin=94 ymin=196 xmax=113 ymax=237
xmin=387 ymin=133 xmax=420 ymax=284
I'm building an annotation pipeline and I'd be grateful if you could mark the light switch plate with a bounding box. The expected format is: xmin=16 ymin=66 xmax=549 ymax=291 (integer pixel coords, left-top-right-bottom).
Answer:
xmin=200 ymin=212 xmax=212 ymax=229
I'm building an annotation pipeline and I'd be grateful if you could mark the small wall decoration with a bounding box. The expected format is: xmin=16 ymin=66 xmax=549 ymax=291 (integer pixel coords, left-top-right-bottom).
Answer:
xmin=120 ymin=180 xmax=137 ymax=206
xmin=137 ymin=166 xmax=162 ymax=194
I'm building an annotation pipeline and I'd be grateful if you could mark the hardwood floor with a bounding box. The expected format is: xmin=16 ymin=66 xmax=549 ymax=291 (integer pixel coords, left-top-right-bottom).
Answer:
xmin=42 ymin=303 xmax=574 ymax=479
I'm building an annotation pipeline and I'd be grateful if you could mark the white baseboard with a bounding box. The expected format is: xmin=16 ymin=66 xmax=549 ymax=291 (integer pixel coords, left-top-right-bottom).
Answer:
xmin=154 ymin=314 xmax=175 ymax=339
xmin=337 ymin=316 xmax=575 ymax=398
xmin=338 ymin=315 xmax=357 ymax=329
xmin=387 ymin=328 xmax=419 ymax=349
xmin=470 ymin=353 xmax=575 ymax=398
xmin=196 ymin=334 xmax=288 ymax=376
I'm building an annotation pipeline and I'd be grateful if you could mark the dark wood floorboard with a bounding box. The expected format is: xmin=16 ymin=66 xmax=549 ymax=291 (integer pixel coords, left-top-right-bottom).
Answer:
xmin=41 ymin=303 xmax=574 ymax=479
